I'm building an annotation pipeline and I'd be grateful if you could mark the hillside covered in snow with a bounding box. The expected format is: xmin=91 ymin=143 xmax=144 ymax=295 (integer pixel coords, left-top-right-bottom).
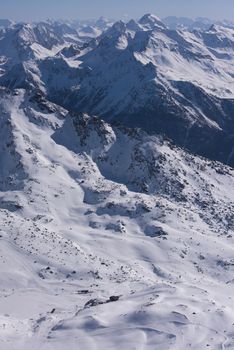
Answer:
xmin=0 ymin=14 xmax=234 ymax=350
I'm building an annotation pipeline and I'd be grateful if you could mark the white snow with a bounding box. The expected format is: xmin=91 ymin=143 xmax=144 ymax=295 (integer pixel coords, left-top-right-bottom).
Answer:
xmin=0 ymin=89 xmax=234 ymax=349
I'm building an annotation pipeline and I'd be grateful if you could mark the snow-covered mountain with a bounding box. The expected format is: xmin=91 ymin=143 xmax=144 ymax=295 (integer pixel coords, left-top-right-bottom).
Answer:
xmin=0 ymin=88 xmax=234 ymax=349
xmin=0 ymin=13 xmax=234 ymax=350
xmin=0 ymin=14 xmax=233 ymax=165
xmin=163 ymin=16 xmax=234 ymax=31
xmin=47 ymin=16 xmax=114 ymax=41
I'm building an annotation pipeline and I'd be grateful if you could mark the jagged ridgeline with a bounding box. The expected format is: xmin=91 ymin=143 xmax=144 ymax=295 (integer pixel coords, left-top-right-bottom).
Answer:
xmin=0 ymin=14 xmax=234 ymax=165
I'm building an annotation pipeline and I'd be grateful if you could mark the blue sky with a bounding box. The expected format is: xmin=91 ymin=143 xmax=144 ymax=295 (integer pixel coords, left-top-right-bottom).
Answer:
xmin=0 ymin=0 xmax=233 ymax=21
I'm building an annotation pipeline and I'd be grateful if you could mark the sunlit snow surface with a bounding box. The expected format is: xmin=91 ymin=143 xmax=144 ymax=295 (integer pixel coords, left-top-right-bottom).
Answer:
xmin=0 ymin=89 xmax=233 ymax=349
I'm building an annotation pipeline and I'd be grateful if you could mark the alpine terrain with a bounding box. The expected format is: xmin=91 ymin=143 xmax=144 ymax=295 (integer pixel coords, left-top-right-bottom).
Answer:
xmin=0 ymin=14 xmax=234 ymax=350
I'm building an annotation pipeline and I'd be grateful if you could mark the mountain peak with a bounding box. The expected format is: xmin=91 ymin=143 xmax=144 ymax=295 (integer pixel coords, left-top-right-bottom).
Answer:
xmin=111 ymin=20 xmax=126 ymax=33
xmin=139 ymin=13 xmax=166 ymax=30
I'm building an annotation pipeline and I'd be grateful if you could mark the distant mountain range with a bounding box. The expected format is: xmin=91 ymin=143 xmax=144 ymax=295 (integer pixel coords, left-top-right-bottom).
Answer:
xmin=1 ymin=13 xmax=233 ymax=165
xmin=163 ymin=16 xmax=234 ymax=30
xmin=1 ymin=15 xmax=234 ymax=30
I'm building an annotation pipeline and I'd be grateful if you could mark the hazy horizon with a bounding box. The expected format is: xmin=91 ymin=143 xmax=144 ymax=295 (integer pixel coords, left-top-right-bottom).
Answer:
xmin=0 ymin=0 xmax=233 ymax=22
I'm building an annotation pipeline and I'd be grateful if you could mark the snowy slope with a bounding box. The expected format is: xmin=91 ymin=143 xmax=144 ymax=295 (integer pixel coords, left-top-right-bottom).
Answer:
xmin=44 ymin=15 xmax=234 ymax=166
xmin=0 ymin=88 xmax=234 ymax=349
